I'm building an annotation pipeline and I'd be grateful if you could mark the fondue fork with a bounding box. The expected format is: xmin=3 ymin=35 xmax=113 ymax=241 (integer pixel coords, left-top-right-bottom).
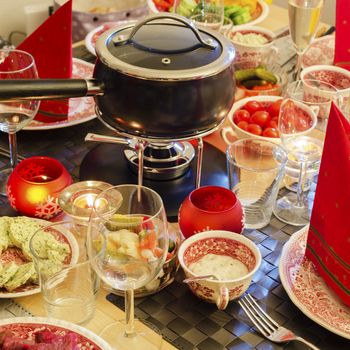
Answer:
xmin=239 ymin=294 xmax=320 ymax=350
xmin=183 ymin=274 xmax=219 ymax=283
xmin=0 ymin=146 xmax=25 ymax=161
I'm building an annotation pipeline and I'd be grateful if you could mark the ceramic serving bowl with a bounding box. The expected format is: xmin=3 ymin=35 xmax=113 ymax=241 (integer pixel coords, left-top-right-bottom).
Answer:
xmin=227 ymin=25 xmax=278 ymax=63
xmin=178 ymin=230 xmax=261 ymax=310
xmin=221 ymin=95 xmax=283 ymax=144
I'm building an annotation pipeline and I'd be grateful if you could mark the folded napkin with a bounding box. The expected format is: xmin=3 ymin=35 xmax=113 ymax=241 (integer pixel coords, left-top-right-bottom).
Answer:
xmin=334 ymin=0 xmax=350 ymax=70
xmin=17 ymin=0 xmax=73 ymax=123
xmin=306 ymin=102 xmax=350 ymax=307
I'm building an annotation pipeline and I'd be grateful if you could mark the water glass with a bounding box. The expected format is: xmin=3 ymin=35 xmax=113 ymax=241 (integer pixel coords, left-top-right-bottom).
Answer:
xmin=226 ymin=139 xmax=287 ymax=229
xmin=30 ymin=220 xmax=103 ymax=325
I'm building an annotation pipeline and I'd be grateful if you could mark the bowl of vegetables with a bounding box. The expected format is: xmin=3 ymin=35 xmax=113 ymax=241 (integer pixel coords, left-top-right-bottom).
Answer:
xmin=221 ymin=95 xmax=283 ymax=144
xmin=233 ymin=60 xmax=288 ymax=101
xmin=147 ymin=0 xmax=269 ymax=28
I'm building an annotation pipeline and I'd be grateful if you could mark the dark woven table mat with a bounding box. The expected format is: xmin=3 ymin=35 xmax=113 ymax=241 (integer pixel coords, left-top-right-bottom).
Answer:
xmin=107 ymin=188 xmax=350 ymax=350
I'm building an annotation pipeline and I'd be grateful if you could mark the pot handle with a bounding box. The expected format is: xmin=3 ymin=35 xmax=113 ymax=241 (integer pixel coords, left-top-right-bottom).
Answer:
xmin=0 ymin=79 xmax=104 ymax=101
xmin=113 ymin=13 xmax=217 ymax=50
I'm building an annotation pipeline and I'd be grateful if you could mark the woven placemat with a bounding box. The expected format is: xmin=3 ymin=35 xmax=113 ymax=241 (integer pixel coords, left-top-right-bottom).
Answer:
xmin=106 ymin=188 xmax=350 ymax=350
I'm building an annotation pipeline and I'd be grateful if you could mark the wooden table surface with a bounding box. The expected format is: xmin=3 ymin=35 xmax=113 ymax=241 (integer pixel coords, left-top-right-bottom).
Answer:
xmin=15 ymin=4 xmax=293 ymax=350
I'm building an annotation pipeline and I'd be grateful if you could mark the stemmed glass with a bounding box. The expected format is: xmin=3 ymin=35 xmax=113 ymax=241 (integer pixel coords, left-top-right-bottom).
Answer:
xmin=87 ymin=184 xmax=169 ymax=349
xmin=273 ymin=98 xmax=322 ymax=226
xmin=288 ymin=0 xmax=324 ymax=79
xmin=282 ymin=79 xmax=339 ymax=192
xmin=0 ymin=49 xmax=40 ymax=195
xmin=174 ymin=0 xmax=224 ymax=31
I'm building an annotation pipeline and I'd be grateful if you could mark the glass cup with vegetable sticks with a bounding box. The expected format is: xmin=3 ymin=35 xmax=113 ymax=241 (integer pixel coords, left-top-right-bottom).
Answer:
xmin=87 ymin=184 xmax=169 ymax=349
xmin=288 ymin=0 xmax=324 ymax=79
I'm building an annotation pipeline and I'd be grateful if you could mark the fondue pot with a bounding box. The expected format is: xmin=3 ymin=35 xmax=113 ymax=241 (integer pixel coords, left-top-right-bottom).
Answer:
xmin=0 ymin=13 xmax=236 ymax=140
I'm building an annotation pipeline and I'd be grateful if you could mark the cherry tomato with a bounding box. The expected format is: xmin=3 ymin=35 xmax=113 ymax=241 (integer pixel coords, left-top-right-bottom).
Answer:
xmin=265 ymin=119 xmax=278 ymax=129
xmin=250 ymin=110 xmax=271 ymax=128
xmin=233 ymin=109 xmax=250 ymax=124
xmin=267 ymin=99 xmax=283 ymax=118
xmin=247 ymin=123 xmax=263 ymax=136
xmin=263 ymin=127 xmax=279 ymax=138
xmin=244 ymin=100 xmax=264 ymax=114
xmin=237 ymin=120 xmax=249 ymax=131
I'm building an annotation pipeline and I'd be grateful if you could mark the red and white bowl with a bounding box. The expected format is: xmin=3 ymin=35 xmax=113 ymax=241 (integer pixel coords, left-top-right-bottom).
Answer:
xmin=178 ymin=230 xmax=261 ymax=310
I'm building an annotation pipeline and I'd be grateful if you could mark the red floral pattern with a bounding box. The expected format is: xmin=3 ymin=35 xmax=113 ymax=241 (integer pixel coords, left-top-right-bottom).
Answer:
xmin=302 ymin=36 xmax=335 ymax=68
xmin=183 ymin=237 xmax=256 ymax=272
xmin=280 ymin=227 xmax=350 ymax=338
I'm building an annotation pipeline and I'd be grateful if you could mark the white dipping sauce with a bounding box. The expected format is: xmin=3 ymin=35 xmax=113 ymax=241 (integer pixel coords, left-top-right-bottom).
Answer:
xmin=189 ymin=254 xmax=249 ymax=280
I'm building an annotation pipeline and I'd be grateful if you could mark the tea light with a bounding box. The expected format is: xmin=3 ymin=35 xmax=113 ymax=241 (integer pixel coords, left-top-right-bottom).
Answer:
xmin=58 ymin=181 xmax=112 ymax=221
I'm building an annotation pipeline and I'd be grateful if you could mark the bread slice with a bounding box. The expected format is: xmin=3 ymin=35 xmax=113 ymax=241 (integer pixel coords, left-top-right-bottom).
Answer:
xmin=8 ymin=217 xmax=42 ymax=248
xmin=3 ymin=262 xmax=36 ymax=291
xmin=0 ymin=262 xmax=19 ymax=288
xmin=0 ymin=216 xmax=11 ymax=253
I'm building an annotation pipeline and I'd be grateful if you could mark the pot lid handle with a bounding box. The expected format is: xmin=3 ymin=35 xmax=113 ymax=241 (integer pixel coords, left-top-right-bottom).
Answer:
xmin=113 ymin=13 xmax=217 ymax=50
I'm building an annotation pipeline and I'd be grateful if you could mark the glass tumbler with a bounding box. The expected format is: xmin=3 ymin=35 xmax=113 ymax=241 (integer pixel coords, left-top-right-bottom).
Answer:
xmin=226 ymin=138 xmax=287 ymax=229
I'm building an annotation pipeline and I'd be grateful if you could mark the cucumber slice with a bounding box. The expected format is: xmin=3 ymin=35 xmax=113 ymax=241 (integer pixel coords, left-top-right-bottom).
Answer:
xmin=255 ymin=68 xmax=278 ymax=84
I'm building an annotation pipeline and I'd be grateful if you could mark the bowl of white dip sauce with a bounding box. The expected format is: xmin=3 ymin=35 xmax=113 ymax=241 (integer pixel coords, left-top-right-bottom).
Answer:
xmin=178 ymin=230 xmax=261 ymax=310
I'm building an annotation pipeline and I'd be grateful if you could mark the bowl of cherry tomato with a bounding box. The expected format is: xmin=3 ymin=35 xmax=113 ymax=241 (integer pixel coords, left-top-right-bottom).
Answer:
xmin=222 ymin=95 xmax=283 ymax=144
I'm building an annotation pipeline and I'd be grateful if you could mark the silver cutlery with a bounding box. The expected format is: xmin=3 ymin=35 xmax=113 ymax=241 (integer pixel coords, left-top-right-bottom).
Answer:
xmin=238 ymin=294 xmax=320 ymax=350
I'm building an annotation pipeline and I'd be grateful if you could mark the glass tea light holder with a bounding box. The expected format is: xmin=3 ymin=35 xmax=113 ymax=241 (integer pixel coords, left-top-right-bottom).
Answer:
xmin=58 ymin=180 xmax=113 ymax=221
xmin=6 ymin=156 xmax=72 ymax=220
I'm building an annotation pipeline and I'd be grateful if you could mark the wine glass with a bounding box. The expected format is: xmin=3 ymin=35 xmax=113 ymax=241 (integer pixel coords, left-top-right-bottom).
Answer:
xmin=87 ymin=184 xmax=169 ymax=349
xmin=0 ymin=49 xmax=40 ymax=195
xmin=283 ymin=79 xmax=339 ymax=192
xmin=288 ymin=0 xmax=324 ymax=79
xmin=273 ymin=98 xmax=322 ymax=226
xmin=174 ymin=0 xmax=224 ymax=31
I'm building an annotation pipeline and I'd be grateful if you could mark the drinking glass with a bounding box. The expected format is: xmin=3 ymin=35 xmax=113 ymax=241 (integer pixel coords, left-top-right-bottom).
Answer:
xmin=274 ymin=98 xmax=322 ymax=226
xmin=87 ymin=184 xmax=169 ymax=349
xmin=0 ymin=49 xmax=40 ymax=195
xmin=288 ymin=0 xmax=324 ymax=79
xmin=174 ymin=0 xmax=224 ymax=31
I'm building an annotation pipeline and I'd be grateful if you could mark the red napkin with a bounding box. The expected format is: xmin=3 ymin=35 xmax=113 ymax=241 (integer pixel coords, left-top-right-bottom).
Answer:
xmin=17 ymin=0 xmax=73 ymax=122
xmin=334 ymin=0 xmax=350 ymax=70
xmin=306 ymin=102 xmax=350 ymax=307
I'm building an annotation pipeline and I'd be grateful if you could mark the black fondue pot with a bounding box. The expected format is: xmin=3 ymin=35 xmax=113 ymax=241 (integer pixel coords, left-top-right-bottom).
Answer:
xmin=0 ymin=14 xmax=236 ymax=140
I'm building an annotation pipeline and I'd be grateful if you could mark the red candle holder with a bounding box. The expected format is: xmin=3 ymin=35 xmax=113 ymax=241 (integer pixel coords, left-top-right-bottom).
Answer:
xmin=178 ymin=186 xmax=245 ymax=238
xmin=6 ymin=156 xmax=72 ymax=219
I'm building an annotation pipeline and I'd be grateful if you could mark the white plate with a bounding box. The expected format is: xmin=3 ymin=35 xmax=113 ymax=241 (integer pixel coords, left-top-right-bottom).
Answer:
xmin=0 ymin=317 xmax=113 ymax=350
xmin=0 ymin=218 xmax=78 ymax=299
xmin=147 ymin=0 xmax=269 ymax=29
xmin=301 ymin=35 xmax=335 ymax=69
xmin=24 ymin=58 xmax=96 ymax=131
xmin=279 ymin=226 xmax=350 ymax=339
xmin=85 ymin=20 xmax=137 ymax=56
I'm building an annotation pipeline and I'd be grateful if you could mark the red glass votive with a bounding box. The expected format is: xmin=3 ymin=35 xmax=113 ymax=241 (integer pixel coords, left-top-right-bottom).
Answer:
xmin=178 ymin=185 xmax=244 ymax=238
xmin=6 ymin=156 xmax=72 ymax=219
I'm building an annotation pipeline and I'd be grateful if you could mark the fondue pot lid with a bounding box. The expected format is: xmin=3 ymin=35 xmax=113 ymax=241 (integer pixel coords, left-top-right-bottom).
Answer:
xmin=95 ymin=13 xmax=235 ymax=81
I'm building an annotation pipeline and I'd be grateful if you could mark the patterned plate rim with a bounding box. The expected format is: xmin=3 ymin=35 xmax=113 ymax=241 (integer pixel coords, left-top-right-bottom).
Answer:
xmin=279 ymin=225 xmax=350 ymax=340
xmin=0 ymin=316 xmax=113 ymax=350
xmin=24 ymin=58 xmax=96 ymax=131
xmin=0 ymin=218 xmax=78 ymax=299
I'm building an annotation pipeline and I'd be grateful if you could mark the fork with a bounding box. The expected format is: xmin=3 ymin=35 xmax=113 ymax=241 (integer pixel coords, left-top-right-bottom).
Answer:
xmin=238 ymin=294 xmax=320 ymax=350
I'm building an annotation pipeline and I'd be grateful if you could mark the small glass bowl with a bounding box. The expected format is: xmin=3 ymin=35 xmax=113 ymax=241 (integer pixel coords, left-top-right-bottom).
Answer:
xmin=234 ymin=60 xmax=288 ymax=101
xmin=107 ymin=223 xmax=183 ymax=297
xmin=58 ymin=180 xmax=112 ymax=221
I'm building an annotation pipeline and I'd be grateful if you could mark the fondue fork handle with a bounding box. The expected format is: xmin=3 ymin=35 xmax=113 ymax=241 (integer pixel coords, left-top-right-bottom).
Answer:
xmin=0 ymin=79 xmax=104 ymax=101
xmin=195 ymin=138 xmax=204 ymax=188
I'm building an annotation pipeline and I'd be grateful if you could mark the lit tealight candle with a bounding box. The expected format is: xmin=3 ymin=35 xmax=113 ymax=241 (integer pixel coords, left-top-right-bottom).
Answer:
xmin=73 ymin=193 xmax=97 ymax=209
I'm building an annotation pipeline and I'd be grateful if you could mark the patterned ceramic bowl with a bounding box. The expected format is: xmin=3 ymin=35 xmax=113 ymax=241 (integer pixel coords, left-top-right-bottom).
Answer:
xmin=178 ymin=230 xmax=261 ymax=310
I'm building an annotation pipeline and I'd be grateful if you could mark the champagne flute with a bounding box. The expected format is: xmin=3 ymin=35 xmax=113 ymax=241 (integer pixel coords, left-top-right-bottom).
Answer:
xmin=88 ymin=184 xmax=168 ymax=349
xmin=0 ymin=49 xmax=40 ymax=195
xmin=288 ymin=0 xmax=324 ymax=79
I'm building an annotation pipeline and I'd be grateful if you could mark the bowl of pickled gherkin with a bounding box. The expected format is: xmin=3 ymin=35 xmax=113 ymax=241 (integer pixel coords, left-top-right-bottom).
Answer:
xmin=233 ymin=60 xmax=288 ymax=101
